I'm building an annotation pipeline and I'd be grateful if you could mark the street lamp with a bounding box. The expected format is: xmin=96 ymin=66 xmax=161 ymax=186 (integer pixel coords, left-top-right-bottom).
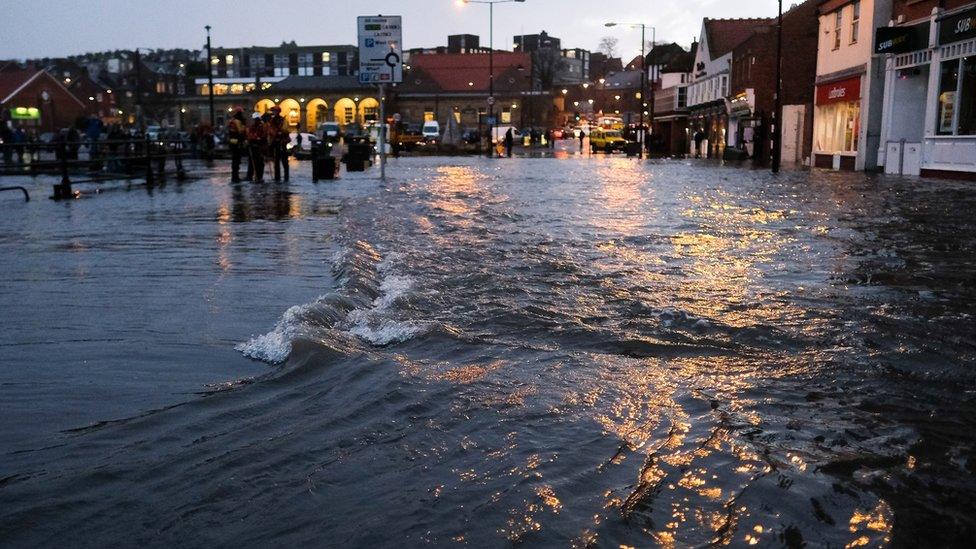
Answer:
xmin=205 ymin=25 xmax=215 ymax=129
xmin=772 ymin=0 xmax=783 ymax=173
xmin=605 ymin=21 xmax=655 ymax=158
xmin=457 ymin=0 xmax=526 ymax=157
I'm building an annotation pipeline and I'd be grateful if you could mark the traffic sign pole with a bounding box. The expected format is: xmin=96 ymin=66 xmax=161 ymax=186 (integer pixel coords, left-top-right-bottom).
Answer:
xmin=379 ymin=83 xmax=386 ymax=181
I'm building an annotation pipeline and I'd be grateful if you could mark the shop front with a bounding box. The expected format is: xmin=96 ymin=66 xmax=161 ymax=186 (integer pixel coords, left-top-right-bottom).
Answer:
xmin=688 ymin=101 xmax=727 ymax=159
xmin=813 ymin=75 xmax=862 ymax=170
xmin=921 ymin=4 xmax=976 ymax=177
xmin=875 ymin=20 xmax=931 ymax=176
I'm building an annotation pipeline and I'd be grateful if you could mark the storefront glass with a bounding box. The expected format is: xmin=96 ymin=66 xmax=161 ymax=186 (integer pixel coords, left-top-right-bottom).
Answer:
xmin=937 ymin=57 xmax=976 ymax=135
xmin=815 ymin=101 xmax=860 ymax=153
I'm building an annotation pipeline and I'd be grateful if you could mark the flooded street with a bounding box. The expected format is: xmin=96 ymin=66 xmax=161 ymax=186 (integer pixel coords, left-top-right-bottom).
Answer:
xmin=1 ymin=156 xmax=974 ymax=547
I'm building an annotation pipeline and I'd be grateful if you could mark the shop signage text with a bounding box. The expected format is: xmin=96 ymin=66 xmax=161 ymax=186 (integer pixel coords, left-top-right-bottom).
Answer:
xmin=875 ymin=22 xmax=930 ymax=54
xmin=816 ymin=76 xmax=861 ymax=105
xmin=939 ymin=7 xmax=976 ymax=45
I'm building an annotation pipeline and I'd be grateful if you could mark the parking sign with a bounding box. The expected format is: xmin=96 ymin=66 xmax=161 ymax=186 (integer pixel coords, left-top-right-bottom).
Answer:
xmin=358 ymin=16 xmax=403 ymax=84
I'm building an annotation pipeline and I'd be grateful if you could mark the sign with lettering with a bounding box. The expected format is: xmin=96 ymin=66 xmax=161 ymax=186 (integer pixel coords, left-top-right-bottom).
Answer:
xmin=939 ymin=6 xmax=976 ymax=45
xmin=816 ymin=76 xmax=861 ymax=105
xmin=358 ymin=15 xmax=403 ymax=84
xmin=875 ymin=21 xmax=930 ymax=54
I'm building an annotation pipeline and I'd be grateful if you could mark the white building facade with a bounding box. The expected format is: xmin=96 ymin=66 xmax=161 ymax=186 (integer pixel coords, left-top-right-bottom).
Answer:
xmin=812 ymin=0 xmax=891 ymax=170
xmin=876 ymin=2 xmax=976 ymax=177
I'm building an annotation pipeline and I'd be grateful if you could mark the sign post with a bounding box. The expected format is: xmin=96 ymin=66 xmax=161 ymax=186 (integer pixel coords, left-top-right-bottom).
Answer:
xmin=358 ymin=15 xmax=403 ymax=181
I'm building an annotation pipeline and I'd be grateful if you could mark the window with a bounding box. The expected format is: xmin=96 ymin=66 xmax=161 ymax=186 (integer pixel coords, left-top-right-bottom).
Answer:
xmin=937 ymin=57 xmax=976 ymax=135
xmin=424 ymin=108 xmax=435 ymax=122
xmin=225 ymin=54 xmax=234 ymax=66
xmin=833 ymin=10 xmax=842 ymax=50
xmin=850 ymin=2 xmax=860 ymax=44
xmin=816 ymin=101 xmax=860 ymax=152
xmin=501 ymin=108 xmax=511 ymax=123
xmin=322 ymin=52 xmax=331 ymax=63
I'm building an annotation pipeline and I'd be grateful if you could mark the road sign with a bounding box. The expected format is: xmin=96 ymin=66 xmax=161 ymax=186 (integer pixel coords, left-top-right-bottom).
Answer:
xmin=358 ymin=15 xmax=403 ymax=84
xmin=486 ymin=117 xmax=497 ymax=125
xmin=486 ymin=96 xmax=495 ymax=106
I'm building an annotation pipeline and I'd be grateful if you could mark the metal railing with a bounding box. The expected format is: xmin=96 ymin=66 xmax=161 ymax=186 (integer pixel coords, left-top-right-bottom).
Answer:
xmin=0 ymin=137 xmax=193 ymax=199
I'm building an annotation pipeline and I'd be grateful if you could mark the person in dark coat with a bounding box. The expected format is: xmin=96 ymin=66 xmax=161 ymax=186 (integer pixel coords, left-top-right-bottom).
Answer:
xmin=693 ymin=129 xmax=705 ymax=158
xmin=246 ymin=113 xmax=267 ymax=183
xmin=504 ymin=127 xmax=514 ymax=158
xmin=227 ymin=109 xmax=246 ymax=182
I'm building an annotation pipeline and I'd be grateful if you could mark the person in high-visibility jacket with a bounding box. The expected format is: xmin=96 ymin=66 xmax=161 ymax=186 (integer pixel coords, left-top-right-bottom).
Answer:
xmin=267 ymin=106 xmax=289 ymax=182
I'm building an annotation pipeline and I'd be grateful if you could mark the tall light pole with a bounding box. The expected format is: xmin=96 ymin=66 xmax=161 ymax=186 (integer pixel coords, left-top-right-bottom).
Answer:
xmin=772 ymin=0 xmax=783 ymax=173
xmin=205 ymin=25 xmax=215 ymax=129
xmin=458 ymin=0 xmax=525 ymax=157
xmin=606 ymin=22 xmax=654 ymax=158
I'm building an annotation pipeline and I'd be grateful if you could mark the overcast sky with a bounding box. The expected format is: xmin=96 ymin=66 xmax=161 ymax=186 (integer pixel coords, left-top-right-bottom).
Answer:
xmin=1 ymin=0 xmax=778 ymax=61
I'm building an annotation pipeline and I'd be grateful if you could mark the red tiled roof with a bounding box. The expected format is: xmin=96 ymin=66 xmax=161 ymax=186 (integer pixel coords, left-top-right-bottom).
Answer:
xmin=704 ymin=18 xmax=773 ymax=59
xmin=0 ymin=69 xmax=42 ymax=104
xmin=402 ymin=52 xmax=531 ymax=93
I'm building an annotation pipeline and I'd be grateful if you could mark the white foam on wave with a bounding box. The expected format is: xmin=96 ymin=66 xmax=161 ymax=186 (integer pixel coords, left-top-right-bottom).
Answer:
xmin=235 ymin=299 xmax=323 ymax=364
xmin=236 ymin=244 xmax=428 ymax=364
xmin=344 ymin=272 xmax=431 ymax=346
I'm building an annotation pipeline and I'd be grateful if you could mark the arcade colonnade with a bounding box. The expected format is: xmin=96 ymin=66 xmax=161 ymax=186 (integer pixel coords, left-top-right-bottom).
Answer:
xmin=253 ymin=96 xmax=380 ymax=132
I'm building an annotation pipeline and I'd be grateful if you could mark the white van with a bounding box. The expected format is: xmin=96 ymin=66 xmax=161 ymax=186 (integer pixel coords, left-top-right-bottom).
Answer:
xmin=491 ymin=125 xmax=521 ymax=144
xmin=422 ymin=120 xmax=440 ymax=142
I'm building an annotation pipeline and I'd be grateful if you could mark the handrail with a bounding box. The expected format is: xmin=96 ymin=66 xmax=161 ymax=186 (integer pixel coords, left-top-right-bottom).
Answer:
xmin=0 ymin=186 xmax=29 ymax=201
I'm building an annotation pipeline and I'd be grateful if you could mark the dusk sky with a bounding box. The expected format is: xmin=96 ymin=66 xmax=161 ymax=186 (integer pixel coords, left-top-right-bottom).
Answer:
xmin=2 ymin=0 xmax=778 ymax=60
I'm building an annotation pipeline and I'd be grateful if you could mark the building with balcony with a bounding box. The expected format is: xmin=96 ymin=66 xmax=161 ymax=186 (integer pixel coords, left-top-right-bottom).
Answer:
xmin=651 ymin=43 xmax=696 ymax=155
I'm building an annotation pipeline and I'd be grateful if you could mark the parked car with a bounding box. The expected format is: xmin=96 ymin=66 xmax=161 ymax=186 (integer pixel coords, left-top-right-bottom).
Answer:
xmin=422 ymin=120 xmax=440 ymax=143
xmin=287 ymin=132 xmax=317 ymax=157
xmin=145 ymin=125 xmax=162 ymax=141
xmin=589 ymin=128 xmax=627 ymax=153
xmin=396 ymin=124 xmax=424 ymax=150
xmin=462 ymin=129 xmax=481 ymax=145
xmin=317 ymin=122 xmax=341 ymax=141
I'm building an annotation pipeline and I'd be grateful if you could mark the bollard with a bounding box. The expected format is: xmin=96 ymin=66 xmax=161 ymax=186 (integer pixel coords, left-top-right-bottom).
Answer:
xmin=145 ymin=136 xmax=154 ymax=186
xmin=52 ymin=141 xmax=72 ymax=200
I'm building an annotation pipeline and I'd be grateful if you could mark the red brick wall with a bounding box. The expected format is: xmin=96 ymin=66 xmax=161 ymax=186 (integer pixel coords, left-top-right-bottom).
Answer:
xmin=4 ymin=73 xmax=87 ymax=132
xmin=892 ymin=0 xmax=974 ymax=23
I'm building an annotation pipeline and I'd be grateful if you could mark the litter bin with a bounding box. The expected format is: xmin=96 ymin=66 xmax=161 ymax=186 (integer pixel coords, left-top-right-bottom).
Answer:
xmin=625 ymin=142 xmax=641 ymax=157
xmin=312 ymin=141 xmax=339 ymax=181
xmin=344 ymin=138 xmax=372 ymax=172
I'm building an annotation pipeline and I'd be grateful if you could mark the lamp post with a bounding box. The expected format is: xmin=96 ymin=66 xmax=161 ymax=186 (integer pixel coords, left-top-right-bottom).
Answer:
xmin=205 ymin=25 xmax=215 ymax=130
xmin=605 ymin=21 xmax=654 ymax=158
xmin=458 ymin=0 xmax=526 ymax=157
xmin=772 ymin=0 xmax=782 ymax=173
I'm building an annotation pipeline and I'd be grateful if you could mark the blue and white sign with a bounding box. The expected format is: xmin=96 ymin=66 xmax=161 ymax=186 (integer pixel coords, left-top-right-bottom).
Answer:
xmin=357 ymin=15 xmax=403 ymax=84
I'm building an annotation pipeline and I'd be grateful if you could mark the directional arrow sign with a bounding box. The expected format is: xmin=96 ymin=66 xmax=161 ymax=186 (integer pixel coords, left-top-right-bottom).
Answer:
xmin=358 ymin=15 xmax=403 ymax=84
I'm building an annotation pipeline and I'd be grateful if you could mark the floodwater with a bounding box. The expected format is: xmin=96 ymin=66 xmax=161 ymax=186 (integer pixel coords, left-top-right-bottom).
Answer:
xmin=1 ymin=154 xmax=974 ymax=547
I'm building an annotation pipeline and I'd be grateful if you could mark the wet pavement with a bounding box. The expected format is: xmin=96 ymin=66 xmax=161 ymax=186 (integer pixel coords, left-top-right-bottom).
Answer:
xmin=0 ymin=153 xmax=974 ymax=547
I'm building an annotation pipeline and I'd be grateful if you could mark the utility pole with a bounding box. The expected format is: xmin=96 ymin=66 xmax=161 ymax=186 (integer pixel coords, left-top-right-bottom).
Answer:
xmin=772 ymin=0 xmax=783 ymax=173
xmin=133 ymin=48 xmax=144 ymax=131
xmin=205 ymin=25 xmax=215 ymax=129
xmin=639 ymin=24 xmax=645 ymax=158
xmin=488 ymin=1 xmax=494 ymax=157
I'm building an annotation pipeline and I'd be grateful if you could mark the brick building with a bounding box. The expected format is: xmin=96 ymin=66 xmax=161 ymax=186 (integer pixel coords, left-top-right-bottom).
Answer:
xmin=0 ymin=68 xmax=87 ymax=132
xmin=395 ymin=52 xmax=545 ymax=129
xmin=727 ymin=0 xmax=819 ymax=165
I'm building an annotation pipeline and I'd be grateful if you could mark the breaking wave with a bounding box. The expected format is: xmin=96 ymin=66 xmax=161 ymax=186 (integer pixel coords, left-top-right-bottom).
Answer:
xmin=235 ymin=241 xmax=430 ymax=364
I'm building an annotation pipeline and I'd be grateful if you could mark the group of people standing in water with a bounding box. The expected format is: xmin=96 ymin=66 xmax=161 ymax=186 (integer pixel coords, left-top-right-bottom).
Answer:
xmin=226 ymin=106 xmax=290 ymax=183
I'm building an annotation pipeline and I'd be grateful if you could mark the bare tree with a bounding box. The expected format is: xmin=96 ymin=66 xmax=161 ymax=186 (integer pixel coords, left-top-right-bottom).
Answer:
xmin=531 ymin=47 xmax=567 ymax=91
xmin=598 ymin=36 xmax=619 ymax=58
